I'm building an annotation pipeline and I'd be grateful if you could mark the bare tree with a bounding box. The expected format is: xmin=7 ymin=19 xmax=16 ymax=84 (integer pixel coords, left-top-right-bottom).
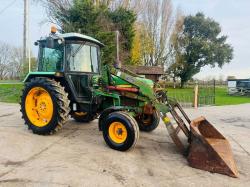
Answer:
xmin=111 ymin=0 xmax=176 ymax=67
xmin=167 ymin=9 xmax=184 ymax=87
xmin=138 ymin=0 xmax=175 ymax=67
xmin=36 ymin=0 xmax=72 ymax=28
xmin=0 ymin=41 xmax=25 ymax=80
xmin=8 ymin=47 xmax=23 ymax=79
xmin=0 ymin=42 xmax=12 ymax=80
xmin=109 ymin=0 xmax=144 ymax=13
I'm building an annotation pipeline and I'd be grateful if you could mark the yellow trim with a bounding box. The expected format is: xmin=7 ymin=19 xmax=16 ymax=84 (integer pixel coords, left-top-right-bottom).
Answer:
xmin=116 ymin=84 xmax=133 ymax=88
xmin=25 ymin=87 xmax=53 ymax=127
xmin=163 ymin=117 xmax=171 ymax=124
xmin=108 ymin=122 xmax=127 ymax=144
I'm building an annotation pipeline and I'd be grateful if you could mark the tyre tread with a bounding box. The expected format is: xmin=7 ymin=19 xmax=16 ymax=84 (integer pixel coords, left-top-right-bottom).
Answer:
xmin=20 ymin=77 xmax=70 ymax=135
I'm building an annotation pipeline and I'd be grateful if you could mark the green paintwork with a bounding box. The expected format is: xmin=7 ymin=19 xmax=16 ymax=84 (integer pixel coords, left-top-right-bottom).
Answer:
xmin=23 ymin=72 xmax=56 ymax=83
xmin=136 ymin=77 xmax=154 ymax=88
xmin=109 ymin=66 xmax=155 ymax=99
xmin=111 ymin=75 xmax=130 ymax=85
xmin=102 ymin=65 xmax=171 ymax=115
xmin=111 ymin=74 xmax=154 ymax=88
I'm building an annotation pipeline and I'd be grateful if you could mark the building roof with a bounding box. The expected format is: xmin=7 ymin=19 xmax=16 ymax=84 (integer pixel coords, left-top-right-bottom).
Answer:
xmin=228 ymin=79 xmax=250 ymax=81
xmin=123 ymin=65 xmax=164 ymax=75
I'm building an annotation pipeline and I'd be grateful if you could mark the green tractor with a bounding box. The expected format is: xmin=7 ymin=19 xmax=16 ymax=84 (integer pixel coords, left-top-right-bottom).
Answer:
xmin=20 ymin=28 xmax=238 ymax=177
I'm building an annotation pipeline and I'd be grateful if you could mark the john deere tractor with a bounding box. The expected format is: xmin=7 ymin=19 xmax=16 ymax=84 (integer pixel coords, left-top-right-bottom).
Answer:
xmin=20 ymin=28 xmax=238 ymax=177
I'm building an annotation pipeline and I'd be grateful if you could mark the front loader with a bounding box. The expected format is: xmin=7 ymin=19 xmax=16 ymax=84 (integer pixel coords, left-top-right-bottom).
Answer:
xmin=20 ymin=28 xmax=238 ymax=177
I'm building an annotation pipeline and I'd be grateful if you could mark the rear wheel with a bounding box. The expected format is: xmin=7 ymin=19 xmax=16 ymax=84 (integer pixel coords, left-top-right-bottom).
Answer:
xmin=71 ymin=112 xmax=96 ymax=123
xmin=20 ymin=77 xmax=70 ymax=135
xmin=136 ymin=110 xmax=160 ymax=132
xmin=102 ymin=111 xmax=139 ymax=151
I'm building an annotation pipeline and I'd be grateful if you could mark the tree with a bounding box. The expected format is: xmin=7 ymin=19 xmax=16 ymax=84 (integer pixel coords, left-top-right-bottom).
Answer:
xmin=170 ymin=12 xmax=233 ymax=87
xmin=167 ymin=10 xmax=184 ymax=87
xmin=0 ymin=41 xmax=34 ymax=80
xmin=108 ymin=7 xmax=136 ymax=64
xmin=39 ymin=0 xmax=136 ymax=65
xmin=37 ymin=0 xmax=72 ymax=26
xmin=138 ymin=0 xmax=174 ymax=67
xmin=0 ymin=42 xmax=11 ymax=80
xmin=131 ymin=24 xmax=143 ymax=65
xmin=8 ymin=47 xmax=23 ymax=79
xmin=108 ymin=0 xmax=144 ymax=14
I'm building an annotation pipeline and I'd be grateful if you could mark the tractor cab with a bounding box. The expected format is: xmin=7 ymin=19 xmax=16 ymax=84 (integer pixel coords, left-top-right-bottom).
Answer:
xmin=35 ymin=29 xmax=104 ymax=104
xmin=37 ymin=32 xmax=103 ymax=73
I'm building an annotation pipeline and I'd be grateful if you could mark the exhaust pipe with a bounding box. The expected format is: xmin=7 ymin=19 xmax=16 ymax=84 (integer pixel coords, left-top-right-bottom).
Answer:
xmin=115 ymin=30 xmax=121 ymax=69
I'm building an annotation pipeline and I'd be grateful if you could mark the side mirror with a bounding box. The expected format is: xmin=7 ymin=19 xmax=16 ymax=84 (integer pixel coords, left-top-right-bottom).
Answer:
xmin=34 ymin=41 xmax=39 ymax=46
xmin=46 ymin=37 xmax=55 ymax=48
xmin=57 ymin=39 xmax=64 ymax=45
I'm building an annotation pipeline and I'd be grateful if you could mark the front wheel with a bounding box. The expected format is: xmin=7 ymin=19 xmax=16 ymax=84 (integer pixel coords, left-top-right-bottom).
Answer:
xmin=102 ymin=111 xmax=139 ymax=151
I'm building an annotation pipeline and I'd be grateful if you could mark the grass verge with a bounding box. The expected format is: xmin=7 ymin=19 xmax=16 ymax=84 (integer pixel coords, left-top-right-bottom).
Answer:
xmin=167 ymin=87 xmax=250 ymax=106
xmin=0 ymin=84 xmax=23 ymax=103
xmin=215 ymin=87 xmax=250 ymax=106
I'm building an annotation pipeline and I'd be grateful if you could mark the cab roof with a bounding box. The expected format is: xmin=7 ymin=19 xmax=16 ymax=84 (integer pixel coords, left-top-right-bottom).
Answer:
xmin=40 ymin=32 xmax=104 ymax=47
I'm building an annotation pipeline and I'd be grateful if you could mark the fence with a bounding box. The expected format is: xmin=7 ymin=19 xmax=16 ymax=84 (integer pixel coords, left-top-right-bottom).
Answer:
xmin=165 ymin=80 xmax=216 ymax=108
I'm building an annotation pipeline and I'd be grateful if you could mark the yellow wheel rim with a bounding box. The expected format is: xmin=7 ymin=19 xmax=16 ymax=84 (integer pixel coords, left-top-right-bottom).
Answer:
xmin=75 ymin=112 xmax=87 ymax=116
xmin=108 ymin=122 xmax=127 ymax=144
xmin=25 ymin=87 xmax=53 ymax=127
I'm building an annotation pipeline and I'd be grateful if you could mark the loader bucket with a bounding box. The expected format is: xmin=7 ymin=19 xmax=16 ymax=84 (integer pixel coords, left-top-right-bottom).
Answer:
xmin=188 ymin=117 xmax=239 ymax=177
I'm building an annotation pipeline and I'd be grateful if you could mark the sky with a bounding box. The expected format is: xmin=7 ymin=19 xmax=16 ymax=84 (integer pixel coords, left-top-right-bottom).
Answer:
xmin=0 ymin=0 xmax=249 ymax=80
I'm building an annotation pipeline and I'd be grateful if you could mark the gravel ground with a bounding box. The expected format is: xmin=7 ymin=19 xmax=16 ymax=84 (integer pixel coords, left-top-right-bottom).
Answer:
xmin=0 ymin=102 xmax=249 ymax=187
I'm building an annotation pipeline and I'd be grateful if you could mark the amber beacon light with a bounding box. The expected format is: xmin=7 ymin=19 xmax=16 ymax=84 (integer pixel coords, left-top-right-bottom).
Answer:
xmin=51 ymin=26 xmax=57 ymax=34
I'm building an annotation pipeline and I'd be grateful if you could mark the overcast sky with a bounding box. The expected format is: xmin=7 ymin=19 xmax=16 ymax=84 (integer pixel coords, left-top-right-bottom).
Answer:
xmin=0 ymin=0 xmax=249 ymax=80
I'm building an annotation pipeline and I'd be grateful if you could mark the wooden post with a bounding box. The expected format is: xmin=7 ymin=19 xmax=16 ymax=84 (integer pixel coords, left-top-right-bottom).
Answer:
xmin=115 ymin=30 xmax=121 ymax=69
xmin=194 ymin=81 xmax=199 ymax=109
xmin=213 ymin=79 xmax=216 ymax=105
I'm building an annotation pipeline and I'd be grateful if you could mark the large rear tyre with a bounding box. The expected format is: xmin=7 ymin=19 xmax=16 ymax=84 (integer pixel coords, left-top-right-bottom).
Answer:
xmin=71 ymin=112 xmax=96 ymax=123
xmin=102 ymin=111 xmax=139 ymax=151
xmin=20 ymin=77 xmax=70 ymax=135
xmin=136 ymin=110 xmax=160 ymax=132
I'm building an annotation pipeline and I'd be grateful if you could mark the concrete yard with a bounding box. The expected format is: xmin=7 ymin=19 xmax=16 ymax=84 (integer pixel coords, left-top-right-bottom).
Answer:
xmin=0 ymin=102 xmax=250 ymax=187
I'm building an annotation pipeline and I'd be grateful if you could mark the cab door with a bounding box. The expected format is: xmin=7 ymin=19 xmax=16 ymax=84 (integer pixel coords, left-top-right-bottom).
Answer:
xmin=65 ymin=42 xmax=100 ymax=103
